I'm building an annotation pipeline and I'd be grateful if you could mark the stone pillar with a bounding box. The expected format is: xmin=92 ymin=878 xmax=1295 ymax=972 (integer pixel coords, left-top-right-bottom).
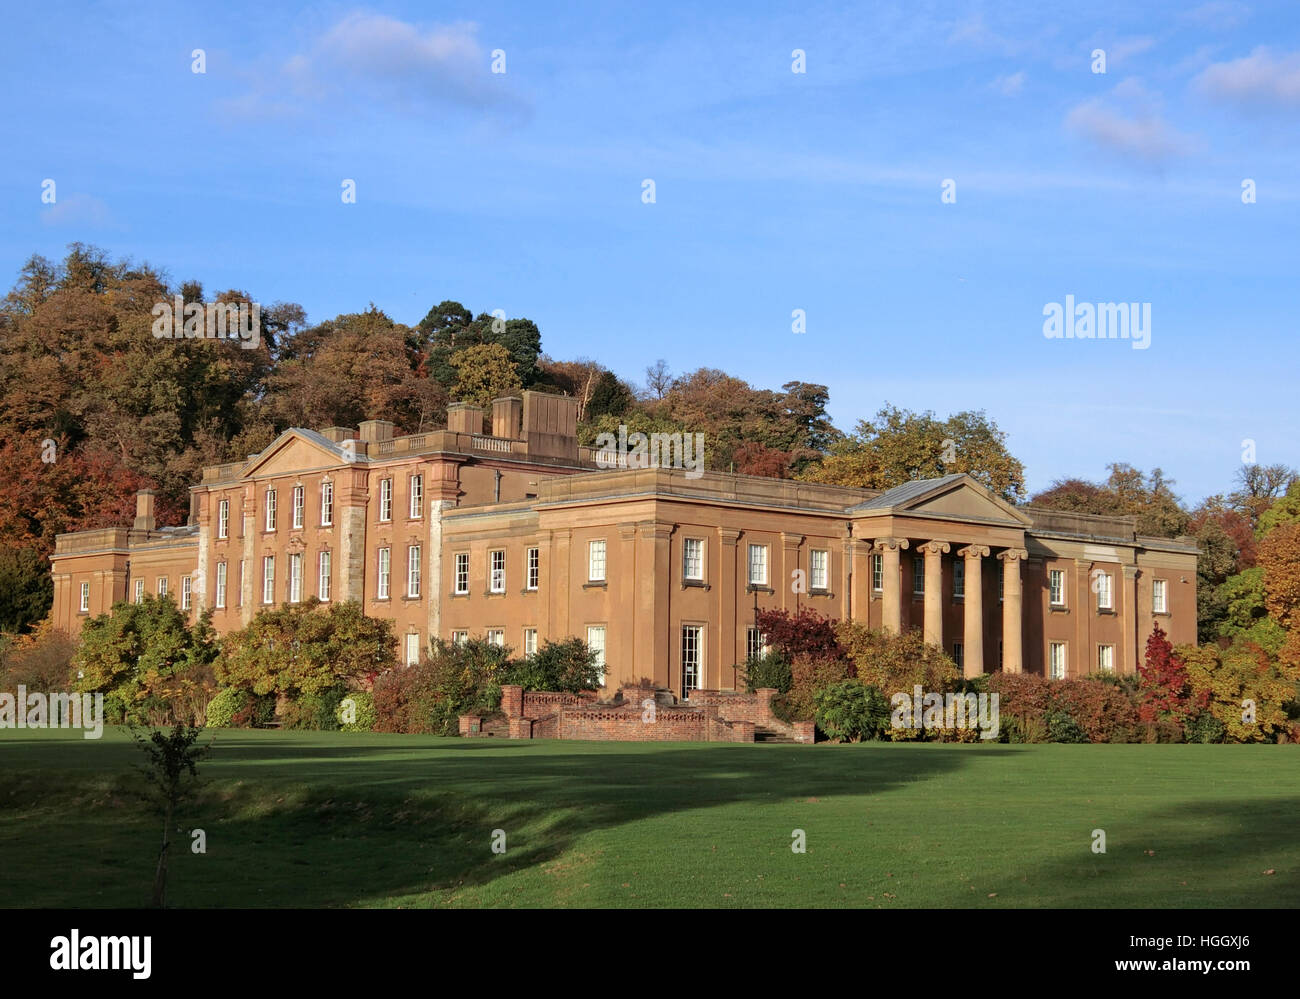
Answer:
xmin=844 ymin=534 xmax=866 ymax=623
xmin=240 ymin=483 xmax=256 ymax=624
xmin=718 ymin=528 xmax=742 ymax=688
xmin=958 ymin=545 xmax=989 ymax=677
xmin=917 ymin=541 xmax=950 ymax=646
xmin=874 ymin=538 xmax=909 ymax=635
xmin=194 ymin=490 xmax=209 ymax=615
xmin=998 ymin=548 xmax=1028 ymax=674
xmin=427 ymin=459 xmax=460 ymax=645
xmin=616 ymin=522 xmax=639 ymax=687
xmin=1122 ymin=565 xmax=1140 ymax=675
xmin=337 ymin=468 xmax=368 ymax=605
xmin=781 ymin=532 xmax=804 ymax=611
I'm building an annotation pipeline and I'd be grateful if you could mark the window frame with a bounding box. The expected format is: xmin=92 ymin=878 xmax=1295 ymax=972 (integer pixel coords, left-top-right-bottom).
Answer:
xmin=215 ymin=562 xmax=227 ymax=608
xmin=1049 ymin=569 xmax=1066 ymax=607
xmin=809 ymin=548 xmax=828 ymax=591
xmin=377 ymin=547 xmax=391 ymax=600
xmin=489 ymin=550 xmax=506 ymax=594
xmin=526 ymin=547 xmax=540 ymax=591
xmin=379 ymin=478 xmax=393 ymax=522
xmin=747 ymin=544 xmax=768 ymax=586
xmin=320 ymin=480 xmax=334 ymax=527
xmin=454 ymin=552 xmax=470 ymax=595
xmin=318 ymin=550 xmax=331 ymax=602
xmin=409 ymin=474 xmax=423 ymax=519
xmin=407 ymin=544 xmax=422 ymax=598
xmin=265 ymin=488 xmax=277 ymax=532
xmin=588 ymin=539 xmax=607 ymax=583
xmin=79 ymin=582 xmax=90 ymax=612
xmin=262 ymin=555 xmax=275 ymax=605
xmin=292 ymin=485 xmax=304 ymax=530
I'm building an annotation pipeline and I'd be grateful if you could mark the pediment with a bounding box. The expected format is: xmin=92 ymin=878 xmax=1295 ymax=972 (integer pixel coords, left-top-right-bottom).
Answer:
xmin=241 ymin=430 xmax=349 ymax=480
xmin=848 ymin=474 xmax=1031 ymax=526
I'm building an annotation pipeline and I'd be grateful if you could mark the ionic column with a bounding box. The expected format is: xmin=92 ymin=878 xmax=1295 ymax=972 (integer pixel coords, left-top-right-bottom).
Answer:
xmin=998 ymin=548 xmax=1028 ymax=674
xmin=959 ymin=545 xmax=989 ymax=677
xmin=917 ymin=541 xmax=950 ymax=647
xmin=874 ymin=538 xmax=909 ymax=635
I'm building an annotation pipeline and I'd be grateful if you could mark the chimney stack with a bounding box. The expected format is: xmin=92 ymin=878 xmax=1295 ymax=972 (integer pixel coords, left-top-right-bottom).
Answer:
xmin=492 ymin=396 xmax=523 ymax=440
xmin=447 ymin=402 xmax=485 ymax=435
xmin=358 ymin=420 xmax=395 ymax=443
xmin=134 ymin=489 xmax=157 ymax=532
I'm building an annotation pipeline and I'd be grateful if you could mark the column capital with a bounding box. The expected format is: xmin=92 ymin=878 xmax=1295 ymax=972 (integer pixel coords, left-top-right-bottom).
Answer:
xmin=959 ymin=544 xmax=991 ymax=559
xmin=996 ymin=547 xmax=1028 ymax=562
xmin=781 ymin=532 xmax=805 ymax=548
xmin=873 ymin=537 xmax=910 ymax=552
xmin=1122 ymin=565 xmax=1140 ymax=580
xmin=617 ymin=522 xmax=639 ymax=543
xmin=718 ymin=527 xmax=742 ymax=546
xmin=917 ymin=540 xmax=951 ymax=556
xmin=637 ymin=521 xmax=675 ymax=542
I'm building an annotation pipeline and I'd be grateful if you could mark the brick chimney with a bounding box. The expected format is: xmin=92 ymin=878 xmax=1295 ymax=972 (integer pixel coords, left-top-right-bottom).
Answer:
xmin=447 ymin=402 xmax=485 ymax=435
xmin=492 ymin=396 xmax=523 ymax=440
xmin=358 ymin=420 xmax=394 ymax=443
xmin=134 ymin=489 xmax=156 ymax=532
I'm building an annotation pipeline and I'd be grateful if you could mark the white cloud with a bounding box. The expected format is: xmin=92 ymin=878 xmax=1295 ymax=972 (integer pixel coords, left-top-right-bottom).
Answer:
xmin=1064 ymin=99 xmax=1197 ymax=163
xmin=40 ymin=193 xmax=114 ymax=229
xmin=1196 ymin=47 xmax=1300 ymax=107
xmin=991 ymin=71 xmax=1026 ymax=96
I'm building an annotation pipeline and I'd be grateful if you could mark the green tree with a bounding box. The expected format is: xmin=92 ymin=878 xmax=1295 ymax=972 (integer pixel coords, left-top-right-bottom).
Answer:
xmin=449 ymin=342 xmax=524 ymax=410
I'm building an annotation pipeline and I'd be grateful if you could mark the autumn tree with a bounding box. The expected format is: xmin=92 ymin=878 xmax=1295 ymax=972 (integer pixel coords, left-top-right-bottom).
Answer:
xmin=1136 ymin=622 xmax=1206 ymax=725
xmin=1032 ymin=463 xmax=1190 ymax=538
xmin=449 ymin=342 xmax=524 ymax=410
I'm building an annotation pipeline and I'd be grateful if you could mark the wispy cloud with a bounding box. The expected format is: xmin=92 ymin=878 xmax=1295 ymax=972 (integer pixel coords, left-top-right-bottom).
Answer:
xmin=217 ymin=12 xmax=527 ymax=121
xmin=40 ymin=193 xmax=114 ymax=229
xmin=991 ymin=71 xmax=1026 ymax=96
xmin=1196 ymin=47 xmax=1300 ymax=108
xmin=1064 ymin=78 xmax=1198 ymax=164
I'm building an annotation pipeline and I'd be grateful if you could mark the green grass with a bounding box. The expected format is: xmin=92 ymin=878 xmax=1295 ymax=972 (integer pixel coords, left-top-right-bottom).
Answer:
xmin=1 ymin=728 xmax=1296 ymax=908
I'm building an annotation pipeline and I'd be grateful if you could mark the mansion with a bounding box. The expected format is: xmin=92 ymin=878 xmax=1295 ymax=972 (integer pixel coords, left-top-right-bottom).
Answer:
xmin=49 ymin=390 xmax=1199 ymax=695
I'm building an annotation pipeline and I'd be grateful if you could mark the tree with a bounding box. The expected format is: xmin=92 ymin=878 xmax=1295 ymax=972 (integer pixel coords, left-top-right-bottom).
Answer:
xmin=1136 ymin=622 xmax=1205 ymax=725
xmin=754 ymin=608 xmax=845 ymax=661
xmin=798 ymin=404 xmax=1026 ymax=501
xmin=1257 ymin=479 xmax=1300 ymax=538
xmin=215 ymin=599 xmax=396 ymax=700
xmin=1231 ymin=463 xmax=1298 ymax=534
xmin=130 ymin=722 xmax=210 ymax=907
xmin=0 ymin=546 xmax=53 ymax=633
xmin=1032 ymin=463 xmax=1190 ymax=538
xmin=643 ymin=359 xmax=673 ymax=400
xmin=449 ymin=342 xmax=524 ymax=410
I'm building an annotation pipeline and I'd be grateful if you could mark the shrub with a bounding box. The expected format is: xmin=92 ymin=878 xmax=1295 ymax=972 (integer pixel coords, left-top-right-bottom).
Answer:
xmin=204 ymin=686 xmax=248 ymax=728
xmin=836 ymin=623 xmax=958 ymax=701
xmin=988 ymin=671 xmax=1140 ymax=744
xmin=754 ymin=608 xmax=845 ymax=661
xmin=737 ymin=651 xmax=792 ymax=693
xmin=501 ymin=637 xmax=603 ymax=692
xmin=373 ymin=637 xmax=510 ymax=735
xmin=338 ymin=690 xmax=377 ymax=732
xmin=280 ymin=687 xmax=347 ymax=730
xmin=1046 ymin=709 xmax=1088 ymax=744
xmin=787 ymin=652 xmax=853 ymax=721
xmin=814 ymin=680 xmax=890 ymax=742
xmin=1184 ymin=711 xmax=1227 ymax=744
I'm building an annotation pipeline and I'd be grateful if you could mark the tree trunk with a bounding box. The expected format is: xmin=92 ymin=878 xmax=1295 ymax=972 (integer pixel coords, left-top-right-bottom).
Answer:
xmin=152 ymin=800 xmax=173 ymax=908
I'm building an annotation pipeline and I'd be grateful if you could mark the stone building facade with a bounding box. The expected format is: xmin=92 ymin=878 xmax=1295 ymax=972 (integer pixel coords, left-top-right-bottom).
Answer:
xmin=50 ymin=390 xmax=1199 ymax=694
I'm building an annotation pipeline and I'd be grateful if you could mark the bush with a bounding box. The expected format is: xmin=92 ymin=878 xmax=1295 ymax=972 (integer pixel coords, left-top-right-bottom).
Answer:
xmin=338 ymin=690 xmax=377 ymax=732
xmin=988 ymin=672 xmax=1140 ymax=744
xmin=836 ymin=623 xmax=958 ymax=700
xmin=814 ymin=680 xmax=890 ymax=742
xmin=280 ymin=686 xmax=346 ymax=731
xmin=787 ymin=652 xmax=853 ymax=721
xmin=737 ymin=651 xmax=792 ymax=693
xmin=1046 ymin=709 xmax=1088 ymax=744
xmin=501 ymin=637 xmax=603 ymax=692
xmin=1184 ymin=711 xmax=1227 ymax=744
xmin=373 ymin=637 xmax=510 ymax=735
xmin=205 ymin=686 xmax=248 ymax=728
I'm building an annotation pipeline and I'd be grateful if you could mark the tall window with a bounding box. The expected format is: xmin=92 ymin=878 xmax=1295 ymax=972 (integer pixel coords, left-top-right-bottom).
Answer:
xmin=262 ymin=556 xmax=275 ymax=604
xmin=1096 ymin=572 xmax=1113 ymax=610
xmin=953 ymin=642 xmax=964 ymax=670
xmin=487 ymin=629 xmax=505 ymax=647
xmin=872 ymin=553 xmax=883 ymax=592
xmin=1049 ymin=642 xmax=1067 ymax=680
xmin=377 ymin=548 xmax=391 ymax=599
xmin=913 ymin=557 xmax=924 ymax=595
xmin=379 ymin=479 xmax=392 ymax=522
xmin=998 ymin=562 xmax=1004 ymax=601
xmin=1153 ymin=579 xmax=1168 ymax=614
xmin=407 ymin=545 xmax=422 ymax=598
xmin=1049 ymin=569 xmax=1065 ymax=607
xmin=588 ymin=625 xmax=607 ymax=686
xmin=182 ymin=576 xmax=192 ymax=611
xmin=218 ymin=499 xmax=229 ymax=539
xmin=748 ymin=544 xmax=768 ymax=586
xmin=318 ymin=551 xmax=331 ymax=601
xmin=157 ymin=577 xmax=168 ymax=597
xmin=291 ymin=486 xmax=304 ymax=529
xmin=215 ymin=562 xmax=227 ymax=608
xmin=490 ymin=550 xmax=505 ymax=593
xmin=238 ymin=560 xmax=245 ymax=606
xmin=810 ymin=549 xmax=828 ymax=590
xmin=526 ymin=547 xmax=539 ymax=591
xmin=134 ymin=579 xmax=144 ymax=603
xmin=681 ymin=625 xmax=702 ymax=697
xmin=1097 ymin=644 xmax=1114 ymax=673
xmin=452 ymin=631 xmax=468 ymax=646
xmin=409 ymin=474 xmax=423 ymax=519
xmin=288 ymin=553 xmax=303 ymax=603
xmin=405 ymin=634 xmax=420 ymax=667
xmin=953 ymin=559 xmax=965 ymax=598
xmin=454 ymin=552 xmax=469 ymax=595
xmin=588 ymin=540 xmax=607 ymax=582
xmin=746 ymin=627 xmax=767 ymax=659
xmin=683 ymin=538 xmax=704 ymax=581
xmin=79 ymin=582 xmax=90 ymax=612
xmin=265 ymin=488 xmax=277 ymax=532
xmin=523 ymin=628 xmax=538 ymax=657
xmin=320 ymin=481 xmax=334 ymax=526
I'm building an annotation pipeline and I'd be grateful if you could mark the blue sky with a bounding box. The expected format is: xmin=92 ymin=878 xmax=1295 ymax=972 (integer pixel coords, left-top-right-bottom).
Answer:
xmin=3 ymin=0 xmax=1298 ymax=504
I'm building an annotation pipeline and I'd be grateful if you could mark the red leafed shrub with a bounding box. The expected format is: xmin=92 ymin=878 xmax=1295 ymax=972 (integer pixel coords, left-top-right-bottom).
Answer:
xmin=987 ymin=671 xmax=1140 ymax=743
xmin=754 ymin=608 xmax=846 ymax=662
xmin=787 ymin=653 xmax=854 ymax=721
xmin=1137 ymin=622 xmax=1207 ymax=725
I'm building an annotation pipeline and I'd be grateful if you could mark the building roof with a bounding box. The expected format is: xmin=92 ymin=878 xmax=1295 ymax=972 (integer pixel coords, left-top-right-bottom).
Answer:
xmin=845 ymin=474 xmax=967 ymax=512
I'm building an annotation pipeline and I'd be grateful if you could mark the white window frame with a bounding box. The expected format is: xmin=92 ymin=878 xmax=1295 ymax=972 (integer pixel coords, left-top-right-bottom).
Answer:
xmin=405 ymin=633 xmax=421 ymax=667
xmin=218 ymin=499 xmax=229 ymax=539
xmin=377 ymin=547 xmax=391 ymax=600
xmin=1049 ymin=641 xmax=1067 ymax=680
xmin=262 ymin=556 xmax=275 ymax=605
xmin=215 ymin=562 xmax=227 ymax=608
xmin=454 ymin=552 xmax=469 ymax=595
xmin=1097 ymin=644 xmax=1114 ymax=673
xmin=408 ymin=544 xmax=422 ymax=598
xmin=913 ymin=557 xmax=924 ymax=595
xmin=379 ymin=478 xmax=393 ymax=522
xmin=523 ymin=628 xmax=538 ymax=657
xmin=320 ymin=480 xmax=334 ymax=527
xmin=681 ymin=624 xmax=703 ymax=696
xmin=746 ymin=626 xmax=768 ymax=660
xmin=747 ymin=544 xmax=768 ymax=586
xmin=1153 ymin=578 xmax=1168 ymax=614
xmin=134 ymin=579 xmax=144 ymax=603
xmin=291 ymin=485 xmax=304 ymax=530
xmin=588 ymin=625 xmax=607 ymax=686
xmin=1049 ymin=569 xmax=1065 ymax=607
xmin=953 ymin=559 xmax=965 ymax=598
xmin=526 ymin=547 xmax=539 ymax=591
xmin=79 ymin=582 xmax=90 ymax=612
xmin=265 ymin=488 xmax=277 ymax=532
xmin=409 ymin=474 xmax=423 ymax=519
xmin=683 ymin=537 xmax=704 ymax=581
xmin=157 ymin=577 xmax=168 ymax=597
xmin=487 ymin=629 xmax=505 ymax=648
xmin=451 ymin=630 xmax=468 ymax=646
xmin=872 ymin=553 xmax=883 ymax=592
xmin=490 ymin=550 xmax=506 ymax=593
xmin=181 ymin=575 xmax=192 ymax=611
xmin=589 ymin=539 xmax=607 ymax=582
xmin=1096 ymin=572 xmax=1112 ymax=611
xmin=318 ymin=550 xmax=331 ymax=602
xmin=810 ymin=549 xmax=828 ymax=591
xmin=288 ymin=553 xmax=303 ymax=603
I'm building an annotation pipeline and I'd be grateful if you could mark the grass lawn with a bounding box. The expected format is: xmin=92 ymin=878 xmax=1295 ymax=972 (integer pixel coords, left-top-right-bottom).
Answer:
xmin=1 ymin=728 xmax=1296 ymax=908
